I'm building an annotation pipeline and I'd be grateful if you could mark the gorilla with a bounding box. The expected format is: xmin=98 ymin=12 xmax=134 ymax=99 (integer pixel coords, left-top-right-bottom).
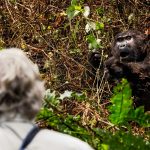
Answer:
xmin=90 ymin=30 xmax=150 ymax=111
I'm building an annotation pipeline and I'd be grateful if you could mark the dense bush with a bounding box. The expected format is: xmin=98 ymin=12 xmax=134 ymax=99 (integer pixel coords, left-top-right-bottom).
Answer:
xmin=37 ymin=79 xmax=150 ymax=149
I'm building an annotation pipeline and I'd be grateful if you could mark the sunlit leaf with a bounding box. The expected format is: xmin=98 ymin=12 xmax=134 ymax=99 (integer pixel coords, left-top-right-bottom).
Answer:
xmin=109 ymin=79 xmax=133 ymax=125
xmin=96 ymin=22 xmax=104 ymax=30
xmin=85 ymin=21 xmax=96 ymax=33
xmin=59 ymin=90 xmax=73 ymax=100
xmin=71 ymin=0 xmax=77 ymax=5
xmin=86 ymin=34 xmax=102 ymax=49
xmin=83 ymin=5 xmax=90 ymax=18
xmin=66 ymin=5 xmax=82 ymax=20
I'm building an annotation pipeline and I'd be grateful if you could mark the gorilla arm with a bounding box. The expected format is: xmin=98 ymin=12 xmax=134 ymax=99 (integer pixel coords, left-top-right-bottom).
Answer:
xmin=123 ymin=61 xmax=150 ymax=79
xmin=105 ymin=53 xmax=150 ymax=80
xmin=104 ymin=56 xmax=124 ymax=79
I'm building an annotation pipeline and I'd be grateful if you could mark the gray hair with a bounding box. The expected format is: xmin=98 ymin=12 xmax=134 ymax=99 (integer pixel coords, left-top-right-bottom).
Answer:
xmin=0 ymin=48 xmax=45 ymax=121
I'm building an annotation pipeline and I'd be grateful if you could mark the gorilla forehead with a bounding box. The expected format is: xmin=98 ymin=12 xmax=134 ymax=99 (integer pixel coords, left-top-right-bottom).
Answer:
xmin=115 ymin=30 xmax=145 ymax=39
xmin=115 ymin=30 xmax=131 ymax=38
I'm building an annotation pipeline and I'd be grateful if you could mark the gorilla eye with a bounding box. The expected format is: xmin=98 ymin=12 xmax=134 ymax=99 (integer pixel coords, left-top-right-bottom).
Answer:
xmin=126 ymin=36 xmax=132 ymax=40
xmin=117 ymin=37 xmax=124 ymax=42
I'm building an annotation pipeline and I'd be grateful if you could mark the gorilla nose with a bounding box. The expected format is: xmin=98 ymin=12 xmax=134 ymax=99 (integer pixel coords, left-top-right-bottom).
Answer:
xmin=120 ymin=50 xmax=129 ymax=57
xmin=119 ymin=44 xmax=126 ymax=49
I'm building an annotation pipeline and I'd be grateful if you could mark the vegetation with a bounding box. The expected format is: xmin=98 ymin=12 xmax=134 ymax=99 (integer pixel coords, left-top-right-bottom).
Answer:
xmin=1 ymin=0 xmax=149 ymax=149
xmin=37 ymin=78 xmax=150 ymax=149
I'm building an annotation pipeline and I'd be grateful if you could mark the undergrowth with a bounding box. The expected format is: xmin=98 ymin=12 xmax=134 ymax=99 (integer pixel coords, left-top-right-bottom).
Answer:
xmin=37 ymin=79 xmax=150 ymax=149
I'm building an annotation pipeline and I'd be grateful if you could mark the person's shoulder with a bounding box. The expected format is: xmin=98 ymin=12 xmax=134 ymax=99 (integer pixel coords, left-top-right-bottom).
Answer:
xmin=0 ymin=127 xmax=20 ymax=150
xmin=0 ymin=128 xmax=5 ymax=139
xmin=30 ymin=129 xmax=94 ymax=150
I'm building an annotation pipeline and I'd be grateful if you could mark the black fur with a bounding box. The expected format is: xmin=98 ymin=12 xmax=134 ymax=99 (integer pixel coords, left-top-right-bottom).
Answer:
xmin=105 ymin=30 xmax=150 ymax=111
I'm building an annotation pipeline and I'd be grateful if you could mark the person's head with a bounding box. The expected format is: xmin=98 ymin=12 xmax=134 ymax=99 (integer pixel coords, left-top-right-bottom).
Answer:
xmin=0 ymin=48 xmax=45 ymax=122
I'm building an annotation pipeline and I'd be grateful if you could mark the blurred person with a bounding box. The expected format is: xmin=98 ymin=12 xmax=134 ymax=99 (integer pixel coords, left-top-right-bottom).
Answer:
xmin=0 ymin=48 xmax=94 ymax=150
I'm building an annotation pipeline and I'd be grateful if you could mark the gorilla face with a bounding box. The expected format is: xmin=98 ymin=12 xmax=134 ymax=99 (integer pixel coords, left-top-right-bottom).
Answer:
xmin=112 ymin=30 xmax=147 ymax=63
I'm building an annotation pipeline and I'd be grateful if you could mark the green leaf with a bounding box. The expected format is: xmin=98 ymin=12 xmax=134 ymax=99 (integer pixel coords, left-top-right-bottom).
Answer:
xmin=96 ymin=22 xmax=104 ymax=30
xmin=96 ymin=7 xmax=104 ymax=16
xmin=74 ymin=5 xmax=82 ymax=11
xmin=108 ymin=79 xmax=133 ymax=125
xmin=108 ymin=78 xmax=150 ymax=127
xmin=86 ymin=34 xmax=100 ymax=49
xmin=71 ymin=92 xmax=86 ymax=102
xmin=71 ymin=0 xmax=77 ymax=5
xmin=101 ymin=144 xmax=109 ymax=150
xmin=66 ymin=5 xmax=82 ymax=20
xmin=129 ymin=107 xmax=150 ymax=127
xmin=44 ymin=89 xmax=60 ymax=107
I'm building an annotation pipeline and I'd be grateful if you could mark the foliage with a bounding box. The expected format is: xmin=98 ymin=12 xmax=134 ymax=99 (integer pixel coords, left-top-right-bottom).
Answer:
xmin=101 ymin=130 xmax=150 ymax=150
xmin=37 ymin=90 xmax=99 ymax=147
xmin=37 ymin=88 xmax=150 ymax=149
xmin=109 ymin=79 xmax=133 ymax=125
xmin=109 ymin=79 xmax=150 ymax=127
xmin=66 ymin=0 xmax=104 ymax=52
xmin=86 ymin=34 xmax=102 ymax=50
xmin=66 ymin=1 xmax=82 ymax=20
